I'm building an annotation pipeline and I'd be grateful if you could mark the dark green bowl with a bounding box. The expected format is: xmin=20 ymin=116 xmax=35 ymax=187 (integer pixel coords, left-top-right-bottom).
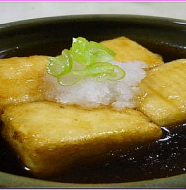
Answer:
xmin=1 ymin=15 xmax=186 ymax=188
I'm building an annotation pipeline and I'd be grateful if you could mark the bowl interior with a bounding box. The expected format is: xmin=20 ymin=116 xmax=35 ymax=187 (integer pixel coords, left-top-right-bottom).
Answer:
xmin=0 ymin=15 xmax=186 ymax=188
xmin=1 ymin=15 xmax=186 ymax=61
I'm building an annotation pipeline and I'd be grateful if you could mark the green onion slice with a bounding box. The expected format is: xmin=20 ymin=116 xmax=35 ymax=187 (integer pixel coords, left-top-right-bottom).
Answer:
xmin=72 ymin=62 xmax=125 ymax=81
xmin=70 ymin=37 xmax=116 ymax=66
xmin=47 ymin=49 xmax=72 ymax=77
xmin=57 ymin=72 xmax=81 ymax=86
xmin=46 ymin=37 xmax=125 ymax=86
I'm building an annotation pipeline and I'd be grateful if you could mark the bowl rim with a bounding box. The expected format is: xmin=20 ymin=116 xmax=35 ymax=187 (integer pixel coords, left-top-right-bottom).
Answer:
xmin=1 ymin=14 xmax=186 ymax=30
xmin=1 ymin=170 xmax=186 ymax=188
xmin=1 ymin=14 xmax=186 ymax=188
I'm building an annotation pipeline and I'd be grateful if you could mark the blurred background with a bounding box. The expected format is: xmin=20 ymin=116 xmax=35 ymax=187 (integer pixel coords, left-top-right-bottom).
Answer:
xmin=0 ymin=2 xmax=186 ymax=24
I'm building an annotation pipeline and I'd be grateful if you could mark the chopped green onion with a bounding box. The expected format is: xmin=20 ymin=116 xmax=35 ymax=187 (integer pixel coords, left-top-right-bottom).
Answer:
xmin=70 ymin=37 xmax=116 ymax=66
xmin=46 ymin=57 xmax=66 ymax=77
xmin=62 ymin=49 xmax=73 ymax=73
xmin=72 ymin=62 xmax=125 ymax=81
xmin=70 ymin=37 xmax=92 ymax=66
xmin=57 ymin=72 xmax=81 ymax=86
xmin=46 ymin=37 xmax=125 ymax=86
xmin=47 ymin=49 xmax=72 ymax=77
xmin=97 ymin=64 xmax=126 ymax=81
xmin=90 ymin=41 xmax=116 ymax=56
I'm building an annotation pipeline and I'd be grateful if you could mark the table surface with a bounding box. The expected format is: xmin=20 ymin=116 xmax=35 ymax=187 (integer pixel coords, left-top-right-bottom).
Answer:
xmin=0 ymin=2 xmax=186 ymax=24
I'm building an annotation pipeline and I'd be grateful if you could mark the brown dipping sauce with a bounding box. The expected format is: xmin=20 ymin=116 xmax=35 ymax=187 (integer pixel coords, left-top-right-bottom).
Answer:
xmin=0 ymin=123 xmax=186 ymax=183
xmin=0 ymin=40 xmax=186 ymax=183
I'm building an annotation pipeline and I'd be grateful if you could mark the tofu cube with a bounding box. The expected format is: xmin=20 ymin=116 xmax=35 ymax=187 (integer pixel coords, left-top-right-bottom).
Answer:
xmin=2 ymin=101 xmax=162 ymax=178
xmin=137 ymin=59 xmax=186 ymax=126
xmin=100 ymin=37 xmax=164 ymax=68
xmin=0 ymin=56 xmax=47 ymax=110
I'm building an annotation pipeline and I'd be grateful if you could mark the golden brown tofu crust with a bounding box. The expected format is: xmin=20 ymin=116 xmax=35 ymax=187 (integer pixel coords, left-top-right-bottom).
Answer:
xmin=2 ymin=101 xmax=162 ymax=178
xmin=100 ymin=37 xmax=164 ymax=68
xmin=137 ymin=59 xmax=186 ymax=126
xmin=0 ymin=37 xmax=162 ymax=111
xmin=0 ymin=56 xmax=47 ymax=109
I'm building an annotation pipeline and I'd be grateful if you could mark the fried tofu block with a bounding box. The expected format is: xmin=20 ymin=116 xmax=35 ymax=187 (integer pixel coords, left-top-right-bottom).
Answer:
xmin=137 ymin=59 xmax=186 ymax=126
xmin=100 ymin=37 xmax=164 ymax=68
xmin=0 ymin=56 xmax=47 ymax=110
xmin=1 ymin=101 xmax=162 ymax=178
